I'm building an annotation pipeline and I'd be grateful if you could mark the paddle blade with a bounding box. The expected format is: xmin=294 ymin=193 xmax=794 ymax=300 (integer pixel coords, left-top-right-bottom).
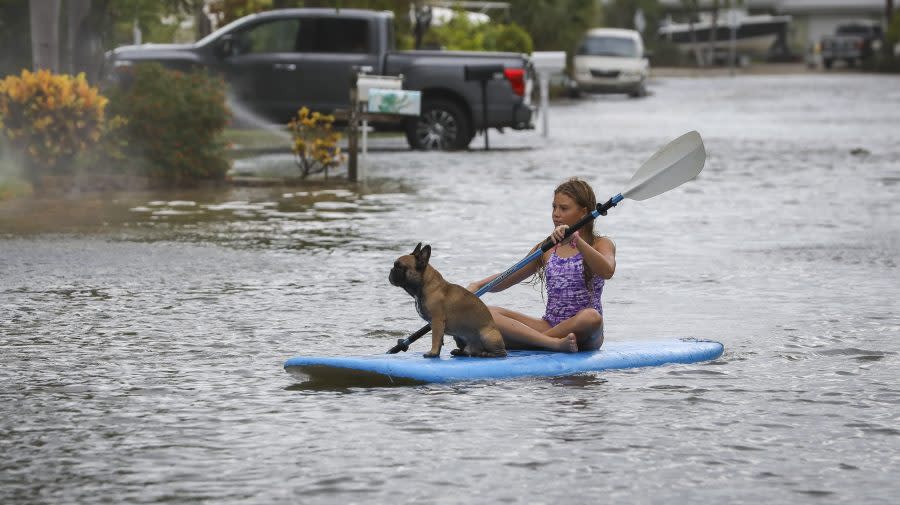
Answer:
xmin=621 ymin=131 xmax=706 ymax=201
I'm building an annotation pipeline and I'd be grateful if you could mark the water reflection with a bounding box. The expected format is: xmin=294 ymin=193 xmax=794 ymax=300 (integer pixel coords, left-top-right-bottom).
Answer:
xmin=0 ymin=178 xmax=416 ymax=251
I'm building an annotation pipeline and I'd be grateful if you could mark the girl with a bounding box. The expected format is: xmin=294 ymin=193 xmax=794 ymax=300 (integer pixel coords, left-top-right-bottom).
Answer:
xmin=467 ymin=178 xmax=615 ymax=352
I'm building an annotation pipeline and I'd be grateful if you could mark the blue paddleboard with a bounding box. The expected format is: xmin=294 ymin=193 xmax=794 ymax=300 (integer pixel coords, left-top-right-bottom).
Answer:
xmin=284 ymin=338 xmax=724 ymax=385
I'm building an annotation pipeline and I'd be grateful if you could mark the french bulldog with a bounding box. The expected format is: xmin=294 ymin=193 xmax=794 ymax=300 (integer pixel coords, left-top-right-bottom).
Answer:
xmin=389 ymin=243 xmax=507 ymax=358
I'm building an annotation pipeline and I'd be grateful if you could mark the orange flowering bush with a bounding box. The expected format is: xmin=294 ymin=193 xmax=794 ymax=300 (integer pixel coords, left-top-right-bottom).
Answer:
xmin=0 ymin=69 xmax=110 ymax=172
xmin=288 ymin=107 xmax=343 ymax=179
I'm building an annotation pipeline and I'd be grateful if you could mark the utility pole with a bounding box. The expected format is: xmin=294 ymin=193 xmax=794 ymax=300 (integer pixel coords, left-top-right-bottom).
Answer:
xmin=887 ymin=0 xmax=896 ymax=59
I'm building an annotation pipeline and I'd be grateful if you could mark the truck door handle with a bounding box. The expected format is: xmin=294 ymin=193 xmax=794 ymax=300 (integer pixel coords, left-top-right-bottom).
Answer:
xmin=273 ymin=63 xmax=296 ymax=71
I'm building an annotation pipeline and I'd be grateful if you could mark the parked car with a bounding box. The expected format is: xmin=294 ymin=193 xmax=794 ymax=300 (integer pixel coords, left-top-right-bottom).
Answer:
xmin=819 ymin=21 xmax=884 ymax=69
xmin=102 ymin=8 xmax=534 ymax=150
xmin=572 ymin=28 xmax=649 ymax=98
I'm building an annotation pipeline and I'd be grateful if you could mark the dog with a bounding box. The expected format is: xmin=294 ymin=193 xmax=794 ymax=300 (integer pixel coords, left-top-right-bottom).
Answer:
xmin=389 ymin=243 xmax=507 ymax=358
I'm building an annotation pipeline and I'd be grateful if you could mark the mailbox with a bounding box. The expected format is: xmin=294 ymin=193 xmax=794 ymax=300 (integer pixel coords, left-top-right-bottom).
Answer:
xmin=464 ymin=64 xmax=504 ymax=82
xmin=531 ymin=51 xmax=566 ymax=76
xmin=356 ymin=74 xmax=403 ymax=102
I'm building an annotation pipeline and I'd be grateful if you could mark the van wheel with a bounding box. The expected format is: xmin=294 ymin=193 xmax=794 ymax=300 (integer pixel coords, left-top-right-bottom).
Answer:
xmin=406 ymin=98 xmax=472 ymax=150
xmin=627 ymin=82 xmax=647 ymax=98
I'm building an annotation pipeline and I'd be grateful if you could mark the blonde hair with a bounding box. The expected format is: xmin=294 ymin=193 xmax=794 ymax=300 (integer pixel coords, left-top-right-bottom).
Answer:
xmin=535 ymin=178 xmax=600 ymax=297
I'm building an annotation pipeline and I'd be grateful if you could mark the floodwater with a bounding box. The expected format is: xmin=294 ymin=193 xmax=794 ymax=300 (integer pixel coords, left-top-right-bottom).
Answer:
xmin=2 ymin=73 xmax=898 ymax=504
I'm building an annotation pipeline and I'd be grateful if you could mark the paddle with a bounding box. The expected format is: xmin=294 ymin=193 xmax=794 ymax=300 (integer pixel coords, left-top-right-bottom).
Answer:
xmin=386 ymin=130 xmax=707 ymax=354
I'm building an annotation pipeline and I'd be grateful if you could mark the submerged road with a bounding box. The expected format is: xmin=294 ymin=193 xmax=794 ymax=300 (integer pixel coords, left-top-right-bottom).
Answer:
xmin=2 ymin=72 xmax=898 ymax=504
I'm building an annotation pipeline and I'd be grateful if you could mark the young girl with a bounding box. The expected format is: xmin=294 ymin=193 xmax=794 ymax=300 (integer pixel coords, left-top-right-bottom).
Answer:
xmin=467 ymin=178 xmax=615 ymax=353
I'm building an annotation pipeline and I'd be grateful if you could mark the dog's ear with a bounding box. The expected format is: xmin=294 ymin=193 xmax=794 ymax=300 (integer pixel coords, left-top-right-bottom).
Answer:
xmin=415 ymin=244 xmax=431 ymax=271
xmin=411 ymin=242 xmax=422 ymax=256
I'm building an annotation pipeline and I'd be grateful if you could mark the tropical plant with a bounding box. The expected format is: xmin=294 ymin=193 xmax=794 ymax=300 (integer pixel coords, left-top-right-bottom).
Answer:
xmin=0 ymin=69 xmax=113 ymax=182
xmin=288 ymin=106 xmax=343 ymax=179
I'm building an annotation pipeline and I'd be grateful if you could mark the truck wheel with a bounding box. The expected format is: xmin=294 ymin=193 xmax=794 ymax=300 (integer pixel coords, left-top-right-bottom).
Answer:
xmin=406 ymin=98 xmax=472 ymax=150
xmin=823 ymin=58 xmax=833 ymax=69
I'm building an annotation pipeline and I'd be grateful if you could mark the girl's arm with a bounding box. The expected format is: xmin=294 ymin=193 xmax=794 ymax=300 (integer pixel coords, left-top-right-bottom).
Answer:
xmin=467 ymin=244 xmax=543 ymax=293
xmin=576 ymin=234 xmax=616 ymax=279
xmin=550 ymin=225 xmax=616 ymax=279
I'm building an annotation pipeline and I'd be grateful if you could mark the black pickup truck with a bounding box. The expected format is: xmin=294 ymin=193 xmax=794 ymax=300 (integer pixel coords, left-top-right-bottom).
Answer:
xmin=103 ymin=8 xmax=534 ymax=150
xmin=819 ymin=21 xmax=884 ymax=69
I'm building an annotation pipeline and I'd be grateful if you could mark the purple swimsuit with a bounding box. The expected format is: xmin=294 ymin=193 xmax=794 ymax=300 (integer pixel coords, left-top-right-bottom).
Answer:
xmin=542 ymin=251 xmax=605 ymax=327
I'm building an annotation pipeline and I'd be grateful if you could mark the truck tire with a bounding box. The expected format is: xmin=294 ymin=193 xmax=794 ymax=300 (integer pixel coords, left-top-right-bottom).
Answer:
xmin=405 ymin=98 xmax=473 ymax=150
xmin=823 ymin=58 xmax=833 ymax=69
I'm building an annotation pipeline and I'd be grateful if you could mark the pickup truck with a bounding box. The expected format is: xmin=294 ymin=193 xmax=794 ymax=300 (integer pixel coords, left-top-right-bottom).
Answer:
xmin=819 ymin=21 xmax=884 ymax=69
xmin=102 ymin=8 xmax=534 ymax=150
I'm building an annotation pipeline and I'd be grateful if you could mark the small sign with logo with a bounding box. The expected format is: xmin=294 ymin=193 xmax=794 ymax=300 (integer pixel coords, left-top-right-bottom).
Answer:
xmin=366 ymin=88 xmax=421 ymax=116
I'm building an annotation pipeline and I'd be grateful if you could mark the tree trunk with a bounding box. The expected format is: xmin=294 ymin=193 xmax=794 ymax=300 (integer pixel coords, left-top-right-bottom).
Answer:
xmin=66 ymin=0 xmax=91 ymax=75
xmin=194 ymin=1 xmax=212 ymax=40
xmin=30 ymin=0 xmax=61 ymax=72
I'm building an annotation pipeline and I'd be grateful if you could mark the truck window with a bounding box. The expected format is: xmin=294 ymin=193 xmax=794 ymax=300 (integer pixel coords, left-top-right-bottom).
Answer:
xmin=234 ymin=19 xmax=301 ymax=54
xmin=297 ymin=18 xmax=370 ymax=53
xmin=836 ymin=25 xmax=876 ymax=36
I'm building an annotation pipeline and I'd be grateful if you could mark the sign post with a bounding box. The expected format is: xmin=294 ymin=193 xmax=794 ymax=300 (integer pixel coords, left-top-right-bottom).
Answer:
xmin=726 ymin=9 xmax=743 ymax=76
xmin=531 ymin=52 xmax=566 ymax=138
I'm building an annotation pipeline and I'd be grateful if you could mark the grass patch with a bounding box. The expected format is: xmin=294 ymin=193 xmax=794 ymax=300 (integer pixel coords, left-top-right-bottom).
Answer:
xmin=0 ymin=174 xmax=32 ymax=201
xmin=224 ymin=127 xmax=293 ymax=152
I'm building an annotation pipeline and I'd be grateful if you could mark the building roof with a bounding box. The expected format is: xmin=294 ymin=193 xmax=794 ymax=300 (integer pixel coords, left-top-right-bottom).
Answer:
xmin=777 ymin=1 xmax=885 ymax=14
xmin=657 ymin=0 xmax=885 ymax=12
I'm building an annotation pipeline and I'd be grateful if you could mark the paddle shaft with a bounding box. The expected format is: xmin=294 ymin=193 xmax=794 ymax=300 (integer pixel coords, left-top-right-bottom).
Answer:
xmin=386 ymin=195 xmax=622 ymax=354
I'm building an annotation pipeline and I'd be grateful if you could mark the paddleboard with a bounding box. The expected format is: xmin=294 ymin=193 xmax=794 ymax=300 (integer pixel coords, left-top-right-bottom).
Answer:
xmin=284 ymin=338 xmax=724 ymax=385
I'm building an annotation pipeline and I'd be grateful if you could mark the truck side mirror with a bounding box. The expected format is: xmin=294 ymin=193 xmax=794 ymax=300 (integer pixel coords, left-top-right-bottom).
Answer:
xmin=218 ymin=34 xmax=235 ymax=58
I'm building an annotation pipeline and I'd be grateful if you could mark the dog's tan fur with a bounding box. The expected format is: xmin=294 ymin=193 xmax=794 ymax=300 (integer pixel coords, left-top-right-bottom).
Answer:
xmin=389 ymin=243 xmax=507 ymax=358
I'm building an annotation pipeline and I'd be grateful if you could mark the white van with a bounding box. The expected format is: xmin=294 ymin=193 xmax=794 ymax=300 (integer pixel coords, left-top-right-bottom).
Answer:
xmin=573 ymin=28 xmax=649 ymax=98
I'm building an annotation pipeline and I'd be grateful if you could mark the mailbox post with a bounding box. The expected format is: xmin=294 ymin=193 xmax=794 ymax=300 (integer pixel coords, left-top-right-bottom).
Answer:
xmin=531 ymin=52 xmax=566 ymax=138
xmin=464 ymin=64 xmax=504 ymax=150
xmin=356 ymin=73 xmax=403 ymax=178
xmin=347 ymin=70 xmax=420 ymax=182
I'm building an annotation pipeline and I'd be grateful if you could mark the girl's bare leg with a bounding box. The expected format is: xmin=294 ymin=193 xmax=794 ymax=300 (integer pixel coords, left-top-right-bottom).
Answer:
xmin=544 ymin=308 xmax=605 ymax=350
xmin=488 ymin=307 xmax=578 ymax=352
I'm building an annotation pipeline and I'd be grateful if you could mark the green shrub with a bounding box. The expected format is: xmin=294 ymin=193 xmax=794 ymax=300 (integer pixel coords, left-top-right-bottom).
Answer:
xmin=423 ymin=11 xmax=534 ymax=54
xmin=105 ymin=63 xmax=231 ymax=185
xmin=487 ymin=23 xmax=533 ymax=54
xmin=888 ymin=11 xmax=900 ymax=48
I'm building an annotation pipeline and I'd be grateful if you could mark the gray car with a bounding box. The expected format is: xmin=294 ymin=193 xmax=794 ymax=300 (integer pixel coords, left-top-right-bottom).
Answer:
xmin=103 ymin=8 xmax=535 ymax=150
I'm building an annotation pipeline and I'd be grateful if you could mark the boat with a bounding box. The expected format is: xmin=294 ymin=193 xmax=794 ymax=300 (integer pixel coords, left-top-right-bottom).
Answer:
xmin=658 ymin=11 xmax=792 ymax=57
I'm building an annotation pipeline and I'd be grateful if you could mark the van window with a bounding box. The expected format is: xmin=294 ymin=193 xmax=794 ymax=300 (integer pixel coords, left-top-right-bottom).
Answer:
xmin=577 ymin=36 xmax=639 ymax=58
xmin=298 ymin=18 xmax=371 ymax=53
